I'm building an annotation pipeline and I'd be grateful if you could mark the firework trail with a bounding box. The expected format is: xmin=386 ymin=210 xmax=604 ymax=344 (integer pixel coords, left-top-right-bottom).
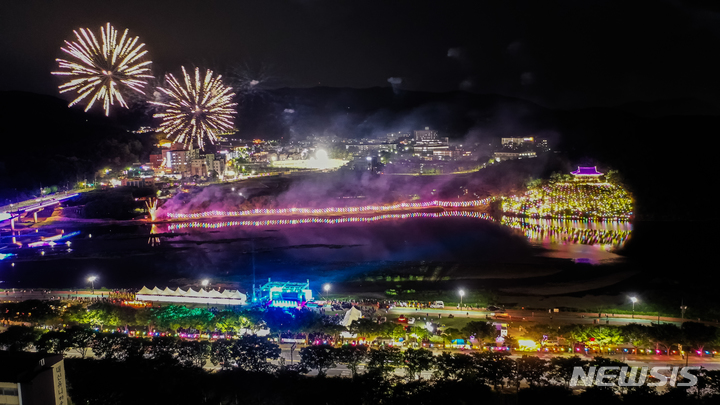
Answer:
xmin=52 ymin=23 xmax=153 ymax=116
xmin=146 ymin=197 xmax=159 ymax=221
xmin=152 ymin=66 xmax=237 ymax=150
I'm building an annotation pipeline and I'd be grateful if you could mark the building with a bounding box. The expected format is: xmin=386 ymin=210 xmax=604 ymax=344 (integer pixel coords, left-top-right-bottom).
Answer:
xmin=414 ymin=127 xmax=438 ymax=142
xmin=501 ymin=137 xmax=534 ymax=146
xmin=190 ymin=158 xmax=209 ymax=177
xmin=348 ymin=156 xmax=380 ymax=172
xmin=256 ymin=278 xmax=313 ymax=307
xmin=492 ymin=151 xmax=537 ymax=161
xmin=190 ymin=154 xmax=226 ymax=178
xmin=165 ymin=148 xmax=200 ymax=175
xmin=121 ymin=178 xmax=155 ymax=187
xmin=0 ymin=352 xmax=68 ymax=405
xmin=344 ymin=143 xmax=398 ymax=152
xmin=571 ymin=166 xmax=603 ymax=182
xmin=148 ymin=153 xmax=164 ymax=169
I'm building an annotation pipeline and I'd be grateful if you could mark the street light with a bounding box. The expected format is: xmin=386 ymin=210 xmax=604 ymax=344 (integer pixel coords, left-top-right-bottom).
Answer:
xmin=88 ymin=276 xmax=97 ymax=292
xmin=630 ymin=296 xmax=638 ymax=318
xmin=201 ymin=279 xmax=209 ymax=288
xmin=459 ymin=289 xmax=465 ymax=307
xmin=323 ymin=284 xmax=330 ymax=299
xmin=680 ymin=301 xmax=688 ymax=323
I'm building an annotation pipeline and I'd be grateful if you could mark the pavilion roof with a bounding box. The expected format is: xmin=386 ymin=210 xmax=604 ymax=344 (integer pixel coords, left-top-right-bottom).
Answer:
xmin=571 ymin=166 xmax=603 ymax=176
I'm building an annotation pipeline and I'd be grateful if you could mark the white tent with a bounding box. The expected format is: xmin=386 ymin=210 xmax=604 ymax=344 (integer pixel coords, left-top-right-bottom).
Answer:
xmin=341 ymin=306 xmax=363 ymax=327
xmin=207 ymin=290 xmax=223 ymax=298
xmin=136 ymin=286 xmax=247 ymax=306
xmin=137 ymin=286 xmax=152 ymax=295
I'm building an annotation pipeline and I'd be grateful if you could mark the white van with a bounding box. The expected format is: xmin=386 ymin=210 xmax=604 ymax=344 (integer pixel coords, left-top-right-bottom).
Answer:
xmin=430 ymin=301 xmax=444 ymax=308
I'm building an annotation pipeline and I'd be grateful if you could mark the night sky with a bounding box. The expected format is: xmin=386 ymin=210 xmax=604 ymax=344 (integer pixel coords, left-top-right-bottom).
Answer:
xmin=2 ymin=0 xmax=720 ymax=109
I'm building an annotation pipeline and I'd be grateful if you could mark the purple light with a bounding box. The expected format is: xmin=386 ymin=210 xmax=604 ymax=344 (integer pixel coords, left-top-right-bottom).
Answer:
xmin=571 ymin=166 xmax=603 ymax=176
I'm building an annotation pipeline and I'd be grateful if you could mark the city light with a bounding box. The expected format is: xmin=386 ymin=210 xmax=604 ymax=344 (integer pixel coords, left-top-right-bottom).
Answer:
xmin=88 ymin=276 xmax=98 ymax=291
xmin=165 ymin=198 xmax=495 ymax=220
xmin=502 ymin=183 xmax=633 ymax=219
xmin=630 ymin=296 xmax=638 ymax=318
xmin=201 ymin=279 xmax=209 ymax=287
xmin=166 ymin=211 xmax=496 ymax=231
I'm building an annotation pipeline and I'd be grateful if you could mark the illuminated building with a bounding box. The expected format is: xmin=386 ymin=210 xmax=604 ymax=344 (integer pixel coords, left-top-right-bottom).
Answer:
xmin=148 ymin=153 xmax=164 ymax=169
xmin=257 ymin=278 xmax=313 ymax=307
xmin=0 ymin=352 xmax=67 ymax=405
xmin=165 ymin=148 xmax=200 ymax=175
xmin=501 ymin=137 xmax=534 ymax=146
xmin=493 ymin=151 xmax=537 ymax=161
xmin=571 ymin=166 xmax=603 ymax=182
xmin=414 ymin=127 xmax=439 ymax=142
xmin=344 ymin=143 xmax=398 ymax=152
xmin=191 ymin=154 xmax=226 ymax=177
xmin=121 ymin=178 xmax=155 ymax=187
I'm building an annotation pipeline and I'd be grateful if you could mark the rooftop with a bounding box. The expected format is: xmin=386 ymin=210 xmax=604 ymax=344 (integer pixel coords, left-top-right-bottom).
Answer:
xmin=0 ymin=352 xmax=62 ymax=383
xmin=571 ymin=166 xmax=603 ymax=176
xmin=259 ymin=279 xmax=310 ymax=293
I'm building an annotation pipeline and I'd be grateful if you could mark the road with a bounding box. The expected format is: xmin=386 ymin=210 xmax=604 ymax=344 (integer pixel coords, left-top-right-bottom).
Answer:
xmin=0 ymin=289 xmax=108 ymax=301
xmin=385 ymin=306 xmax=712 ymax=327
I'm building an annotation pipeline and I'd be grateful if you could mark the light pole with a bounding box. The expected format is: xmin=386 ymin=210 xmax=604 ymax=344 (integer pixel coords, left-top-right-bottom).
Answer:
xmin=459 ymin=289 xmax=465 ymax=308
xmin=323 ymin=284 xmax=330 ymax=300
xmin=88 ymin=276 xmax=97 ymax=293
xmin=630 ymin=296 xmax=638 ymax=319
xmin=680 ymin=301 xmax=688 ymax=324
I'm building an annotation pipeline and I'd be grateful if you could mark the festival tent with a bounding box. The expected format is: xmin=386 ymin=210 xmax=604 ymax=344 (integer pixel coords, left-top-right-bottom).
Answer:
xmin=136 ymin=286 xmax=247 ymax=305
xmin=137 ymin=286 xmax=153 ymax=295
xmin=207 ymin=290 xmax=223 ymax=298
xmin=341 ymin=306 xmax=363 ymax=327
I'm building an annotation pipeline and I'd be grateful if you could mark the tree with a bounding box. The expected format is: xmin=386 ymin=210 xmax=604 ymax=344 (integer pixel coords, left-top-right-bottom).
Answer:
xmin=0 ymin=325 xmax=41 ymax=351
xmin=621 ymin=323 xmax=652 ymax=350
xmin=549 ymin=356 xmax=589 ymax=387
xmin=367 ymin=346 xmax=403 ymax=378
xmin=336 ymin=345 xmax=369 ymax=378
xmin=403 ymin=348 xmax=435 ymax=380
xmin=177 ymin=340 xmax=211 ymax=368
xmin=66 ymin=328 xmax=95 ymax=358
xmin=472 ymin=351 xmax=514 ymax=389
xmin=682 ymin=322 xmax=717 ymax=356
xmin=349 ymin=318 xmax=381 ymax=340
xmin=210 ymin=339 xmax=235 ymax=370
xmin=516 ymin=356 xmax=550 ymax=387
xmin=231 ymin=335 xmax=281 ymax=373
xmin=408 ymin=326 xmax=431 ymax=342
xmin=299 ymin=345 xmax=337 ymax=377
xmin=35 ymin=331 xmax=71 ymax=354
xmin=148 ymin=336 xmax=180 ymax=363
xmin=461 ymin=321 xmax=495 ymax=344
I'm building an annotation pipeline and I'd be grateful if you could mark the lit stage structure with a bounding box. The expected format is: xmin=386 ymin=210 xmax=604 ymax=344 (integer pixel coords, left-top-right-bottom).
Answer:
xmin=257 ymin=278 xmax=313 ymax=308
xmin=136 ymin=286 xmax=247 ymax=306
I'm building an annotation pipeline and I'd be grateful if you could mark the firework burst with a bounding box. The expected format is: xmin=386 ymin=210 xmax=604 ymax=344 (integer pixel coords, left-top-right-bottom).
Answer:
xmin=52 ymin=23 xmax=153 ymax=116
xmin=152 ymin=66 xmax=237 ymax=150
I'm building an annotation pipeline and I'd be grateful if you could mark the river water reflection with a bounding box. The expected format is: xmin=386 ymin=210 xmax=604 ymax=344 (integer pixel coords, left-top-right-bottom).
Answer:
xmin=0 ymin=211 xmax=633 ymax=288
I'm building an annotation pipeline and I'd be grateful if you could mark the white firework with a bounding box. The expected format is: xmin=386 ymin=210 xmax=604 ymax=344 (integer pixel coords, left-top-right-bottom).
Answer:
xmin=152 ymin=66 xmax=237 ymax=150
xmin=52 ymin=23 xmax=153 ymax=116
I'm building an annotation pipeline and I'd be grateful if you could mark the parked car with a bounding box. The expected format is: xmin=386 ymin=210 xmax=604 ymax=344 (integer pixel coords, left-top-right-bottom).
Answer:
xmin=429 ymin=301 xmax=444 ymax=308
